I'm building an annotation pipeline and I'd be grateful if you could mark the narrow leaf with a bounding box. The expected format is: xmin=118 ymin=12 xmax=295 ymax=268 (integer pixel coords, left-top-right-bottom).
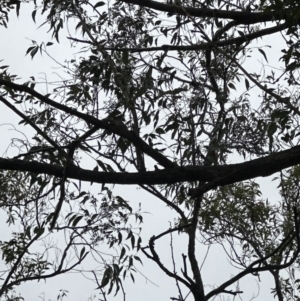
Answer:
xmin=258 ymin=48 xmax=268 ymax=63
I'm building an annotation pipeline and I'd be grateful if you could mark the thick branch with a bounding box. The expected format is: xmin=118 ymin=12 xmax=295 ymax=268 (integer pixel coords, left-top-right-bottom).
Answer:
xmin=120 ymin=0 xmax=295 ymax=24
xmin=0 ymin=79 xmax=175 ymax=169
xmin=187 ymin=196 xmax=205 ymax=301
xmin=1 ymin=144 xmax=300 ymax=186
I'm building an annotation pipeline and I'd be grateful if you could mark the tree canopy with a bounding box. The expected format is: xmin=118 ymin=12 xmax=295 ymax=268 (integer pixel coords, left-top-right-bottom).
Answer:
xmin=1 ymin=0 xmax=300 ymax=300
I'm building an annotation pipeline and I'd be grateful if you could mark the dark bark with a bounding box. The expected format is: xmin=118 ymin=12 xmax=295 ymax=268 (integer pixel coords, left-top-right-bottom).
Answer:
xmin=121 ymin=0 xmax=295 ymax=24
xmin=188 ymin=196 xmax=206 ymax=301
xmin=0 ymin=79 xmax=175 ymax=169
xmin=1 ymin=144 xmax=300 ymax=189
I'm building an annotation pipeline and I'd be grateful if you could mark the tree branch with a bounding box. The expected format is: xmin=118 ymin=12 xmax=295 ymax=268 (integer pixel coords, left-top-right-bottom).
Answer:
xmin=101 ymin=23 xmax=288 ymax=53
xmin=120 ymin=0 xmax=293 ymax=24
xmin=187 ymin=196 xmax=205 ymax=301
xmin=141 ymin=226 xmax=192 ymax=289
xmin=0 ymin=95 xmax=71 ymax=164
xmin=1 ymin=144 xmax=300 ymax=187
xmin=0 ymin=78 xmax=175 ymax=168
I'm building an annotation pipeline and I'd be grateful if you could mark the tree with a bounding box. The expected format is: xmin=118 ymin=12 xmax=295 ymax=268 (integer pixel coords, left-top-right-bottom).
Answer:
xmin=1 ymin=0 xmax=300 ymax=300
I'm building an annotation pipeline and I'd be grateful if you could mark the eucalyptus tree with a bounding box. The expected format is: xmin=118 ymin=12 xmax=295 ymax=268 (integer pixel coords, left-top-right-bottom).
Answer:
xmin=1 ymin=0 xmax=300 ymax=300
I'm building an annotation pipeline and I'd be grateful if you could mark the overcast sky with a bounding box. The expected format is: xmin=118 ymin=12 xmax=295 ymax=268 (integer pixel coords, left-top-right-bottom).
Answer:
xmin=0 ymin=2 xmax=286 ymax=301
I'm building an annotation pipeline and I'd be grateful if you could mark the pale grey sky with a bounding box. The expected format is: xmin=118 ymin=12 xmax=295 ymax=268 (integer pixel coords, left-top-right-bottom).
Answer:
xmin=0 ymin=2 xmax=287 ymax=301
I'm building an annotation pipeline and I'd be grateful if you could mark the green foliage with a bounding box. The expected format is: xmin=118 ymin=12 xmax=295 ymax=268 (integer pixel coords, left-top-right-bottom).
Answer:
xmin=1 ymin=0 xmax=300 ymax=300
